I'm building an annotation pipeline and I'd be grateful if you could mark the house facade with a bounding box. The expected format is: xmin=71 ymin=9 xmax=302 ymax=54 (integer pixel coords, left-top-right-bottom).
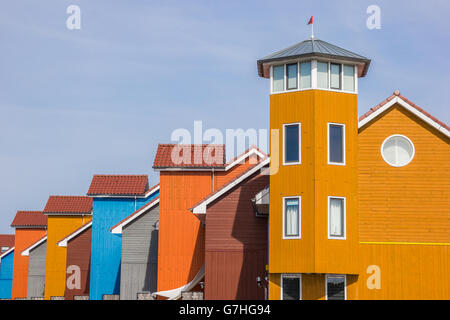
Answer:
xmin=88 ymin=175 xmax=159 ymax=300
xmin=257 ymin=38 xmax=449 ymax=300
xmin=43 ymin=196 xmax=93 ymax=300
xmin=10 ymin=211 xmax=47 ymax=299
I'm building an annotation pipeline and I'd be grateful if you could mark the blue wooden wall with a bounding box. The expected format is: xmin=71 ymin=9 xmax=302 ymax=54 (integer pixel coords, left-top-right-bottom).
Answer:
xmin=89 ymin=192 xmax=158 ymax=300
xmin=0 ymin=249 xmax=15 ymax=299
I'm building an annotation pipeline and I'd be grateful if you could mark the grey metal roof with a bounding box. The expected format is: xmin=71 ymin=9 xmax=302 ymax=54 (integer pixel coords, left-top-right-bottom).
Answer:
xmin=257 ymin=38 xmax=371 ymax=78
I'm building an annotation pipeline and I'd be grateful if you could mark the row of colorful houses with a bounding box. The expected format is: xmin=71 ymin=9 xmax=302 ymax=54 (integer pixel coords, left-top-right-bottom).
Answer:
xmin=0 ymin=36 xmax=449 ymax=300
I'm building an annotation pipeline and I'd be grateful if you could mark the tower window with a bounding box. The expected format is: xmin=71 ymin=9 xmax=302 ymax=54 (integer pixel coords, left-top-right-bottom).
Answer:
xmin=281 ymin=274 xmax=302 ymax=300
xmin=343 ymin=65 xmax=355 ymax=92
xmin=326 ymin=275 xmax=347 ymax=300
xmin=300 ymin=61 xmax=311 ymax=89
xmin=328 ymin=123 xmax=345 ymax=165
xmin=328 ymin=197 xmax=346 ymax=239
xmin=287 ymin=63 xmax=298 ymax=90
xmin=283 ymin=123 xmax=301 ymax=165
xmin=283 ymin=196 xmax=301 ymax=239
xmin=330 ymin=63 xmax=341 ymax=90
xmin=272 ymin=65 xmax=285 ymax=92
xmin=317 ymin=61 xmax=329 ymax=89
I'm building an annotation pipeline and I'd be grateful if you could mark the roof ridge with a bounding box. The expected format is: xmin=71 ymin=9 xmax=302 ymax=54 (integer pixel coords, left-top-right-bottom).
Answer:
xmin=359 ymin=90 xmax=450 ymax=132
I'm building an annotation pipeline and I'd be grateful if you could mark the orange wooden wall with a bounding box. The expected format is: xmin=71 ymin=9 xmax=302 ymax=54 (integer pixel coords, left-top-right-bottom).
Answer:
xmin=11 ymin=228 xmax=46 ymax=299
xmin=268 ymin=90 xmax=359 ymax=275
xmin=157 ymin=158 xmax=255 ymax=293
xmin=44 ymin=215 xmax=91 ymax=300
xmin=358 ymin=104 xmax=450 ymax=243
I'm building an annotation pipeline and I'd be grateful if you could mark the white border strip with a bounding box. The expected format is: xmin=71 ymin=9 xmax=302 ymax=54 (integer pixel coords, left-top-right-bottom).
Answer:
xmin=0 ymin=246 xmax=14 ymax=261
xmin=191 ymin=157 xmax=270 ymax=214
xmin=90 ymin=185 xmax=160 ymax=199
xmin=111 ymin=199 xmax=160 ymax=234
xmin=58 ymin=222 xmax=92 ymax=247
xmin=22 ymin=237 xmax=47 ymax=256
xmin=358 ymin=96 xmax=450 ymax=137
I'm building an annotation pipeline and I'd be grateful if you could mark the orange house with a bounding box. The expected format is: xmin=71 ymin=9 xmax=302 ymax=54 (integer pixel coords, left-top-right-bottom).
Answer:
xmin=10 ymin=211 xmax=47 ymax=299
xmin=43 ymin=196 xmax=92 ymax=300
xmin=257 ymin=37 xmax=449 ymax=299
xmin=152 ymin=144 xmax=265 ymax=299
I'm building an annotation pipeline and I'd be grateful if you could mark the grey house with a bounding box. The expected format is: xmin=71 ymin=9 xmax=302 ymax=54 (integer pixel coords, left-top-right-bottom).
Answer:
xmin=22 ymin=236 xmax=47 ymax=299
xmin=110 ymin=197 xmax=159 ymax=300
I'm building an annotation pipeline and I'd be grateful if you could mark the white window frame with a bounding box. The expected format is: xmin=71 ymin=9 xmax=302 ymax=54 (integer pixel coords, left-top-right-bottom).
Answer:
xmin=380 ymin=134 xmax=415 ymax=167
xmin=286 ymin=62 xmax=298 ymax=90
xmin=281 ymin=274 xmax=302 ymax=300
xmin=327 ymin=122 xmax=346 ymax=166
xmin=270 ymin=59 xmax=358 ymax=95
xmin=328 ymin=196 xmax=346 ymax=240
xmin=325 ymin=274 xmax=347 ymax=300
xmin=282 ymin=122 xmax=301 ymax=166
xmin=282 ymin=196 xmax=301 ymax=240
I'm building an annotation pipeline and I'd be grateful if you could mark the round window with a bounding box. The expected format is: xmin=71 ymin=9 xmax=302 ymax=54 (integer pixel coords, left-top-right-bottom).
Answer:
xmin=381 ymin=135 xmax=415 ymax=167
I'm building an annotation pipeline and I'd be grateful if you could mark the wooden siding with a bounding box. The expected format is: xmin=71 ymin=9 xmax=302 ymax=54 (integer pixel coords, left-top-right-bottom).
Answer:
xmin=11 ymin=228 xmax=46 ymax=299
xmin=121 ymin=204 xmax=159 ymax=300
xmin=358 ymin=104 xmax=450 ymax=242
xmin=44 ymin=215 xmax=91 ymax=300
xmin=65 ymin=226 xmax=91 ymax=300
xmin=269 ymin=90 xmax=359 ymax=275
xmin=27 ymin=241 xmax=46 ymax=299
xmin=158 ymin=161 xmax=252 ymax=294
xmin=89 ymin=193 xmax=158 ymax=300
xmin=0 ymin=249 xmax=14 ymax=299
xmin=205 ymin=172 xmax=268 ymax=300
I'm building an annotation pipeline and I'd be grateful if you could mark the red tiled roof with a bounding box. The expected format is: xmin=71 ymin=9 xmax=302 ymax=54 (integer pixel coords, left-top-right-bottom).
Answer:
xmin=43 ymin=196 xmax=93 ymax=214
xmin=11 ymin=211 xmax=47 ymax=228
xmin=110 ymin=196 xmax=159 ymax=231
xmin=153 ymin=144 xmax=226 ymax=169
xmin=359 ymin=90 xmax=450 ymax=131
xmin=87 ymin=175 xmax=149 ymax=195
xmin=0 ymin=235 xmax=14 ymax=248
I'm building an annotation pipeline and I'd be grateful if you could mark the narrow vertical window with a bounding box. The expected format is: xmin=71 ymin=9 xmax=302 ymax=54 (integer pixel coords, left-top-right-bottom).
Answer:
xmin=283 ymin=123 xmax=301 ymax=165
xmin=343 ymin=65 xmax=355 ymax=92
xmin=272 ymin=65 xmax=285 ymax=92
xmin=330 ymin=63 xmax=341 ymax=90
xmin=299 ymin=61 xmax=311 ymax=89
xmin=287 ymin=63 xmax=298 ymax=90
xmin=281 ymin=275 xmax=301 ymax=300
xmin=328 ymin=123 xmax=345 ymax=165
xmin=283 ymin=197 xmax=300 ymax=239
xmin=328 ymin=197 xmax=345 ymax=239
xmin=317 ymin=62 xmax=329 ymax=89
xmin=326 ymin=275 xmax=346 ymax=300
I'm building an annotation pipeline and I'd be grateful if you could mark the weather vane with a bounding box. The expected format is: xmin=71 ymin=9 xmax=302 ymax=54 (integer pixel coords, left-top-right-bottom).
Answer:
xmin=308 ymin=16 xmax=314 ymax=39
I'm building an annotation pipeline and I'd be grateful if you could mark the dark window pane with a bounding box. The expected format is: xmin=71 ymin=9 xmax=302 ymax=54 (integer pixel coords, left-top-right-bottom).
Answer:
xmin=283 ymin=277 xmax=300 ymax=300
xmin=285 ymin=124 xmax=299 ymax=163
xmin=327 ymin=276 xmax=345 ymax=300
xmin=329 ymin=125 xmax=343 ymax=163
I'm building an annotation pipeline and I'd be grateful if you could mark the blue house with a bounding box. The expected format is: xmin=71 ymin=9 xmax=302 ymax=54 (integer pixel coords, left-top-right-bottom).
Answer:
xmin=0 ymin=247 xmax=15 ymax=299
xmin=87 ymin=175 xmax=159 ymax=300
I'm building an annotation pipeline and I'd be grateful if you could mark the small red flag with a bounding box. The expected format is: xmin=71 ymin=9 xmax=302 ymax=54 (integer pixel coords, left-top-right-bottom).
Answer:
xmin=307 ymin=16 xmax=313 ymax=25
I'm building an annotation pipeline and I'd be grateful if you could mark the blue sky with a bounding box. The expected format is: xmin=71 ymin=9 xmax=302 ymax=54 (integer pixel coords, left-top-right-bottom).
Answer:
xmin=0 ymin=0 xmax=449 ymax=233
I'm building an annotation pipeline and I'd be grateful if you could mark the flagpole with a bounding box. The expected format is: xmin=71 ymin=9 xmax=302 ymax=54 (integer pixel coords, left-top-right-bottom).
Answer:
xmin=311 ymin=22 xmax=314 ymax=39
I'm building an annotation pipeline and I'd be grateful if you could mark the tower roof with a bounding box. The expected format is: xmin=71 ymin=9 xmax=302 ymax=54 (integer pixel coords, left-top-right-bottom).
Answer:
xmin=257 ymin=38 xmax=371 ymax=78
